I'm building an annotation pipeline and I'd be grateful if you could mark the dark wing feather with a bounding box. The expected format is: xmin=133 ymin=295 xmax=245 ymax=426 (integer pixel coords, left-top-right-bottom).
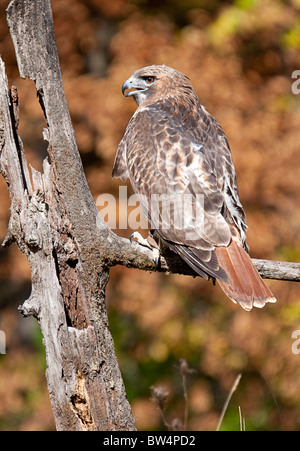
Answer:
xmin=112 ymin=138 xmax=129 ymax=182
xmin=167 ymin=242 xmax=228 ymax=282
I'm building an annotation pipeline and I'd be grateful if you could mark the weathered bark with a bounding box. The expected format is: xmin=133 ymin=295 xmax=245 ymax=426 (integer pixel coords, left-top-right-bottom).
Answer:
xmin=251 ymin=259 xmax=300 ymax=282
xmin=2 ymin=0 xmax=136 ymax=431
xmin=0 ymin=0 xmax=299 ymax=434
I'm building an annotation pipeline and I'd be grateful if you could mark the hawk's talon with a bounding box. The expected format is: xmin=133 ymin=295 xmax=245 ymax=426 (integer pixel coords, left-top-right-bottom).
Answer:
xmin=130 ymin=231 xmax=151 ymax=248
xmin=153 ymin=248 xmax=160 ymax=271
xmin=130 ymin=231 xmax=161 ymax=270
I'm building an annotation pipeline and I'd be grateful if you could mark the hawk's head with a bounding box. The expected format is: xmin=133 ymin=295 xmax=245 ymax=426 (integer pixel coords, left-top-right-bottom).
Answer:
xmin=122 ymin=65 xmax=193 ymax=106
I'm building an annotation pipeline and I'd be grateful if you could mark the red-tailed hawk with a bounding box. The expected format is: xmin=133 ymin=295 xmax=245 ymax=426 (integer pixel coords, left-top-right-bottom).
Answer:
xmin=113 ymin=65 xmax=276 ymax=311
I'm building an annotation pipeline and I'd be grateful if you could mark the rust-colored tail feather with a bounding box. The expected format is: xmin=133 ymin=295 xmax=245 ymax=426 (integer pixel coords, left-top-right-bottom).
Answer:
xmin=215 ymin=240 xmax=277 ymax=311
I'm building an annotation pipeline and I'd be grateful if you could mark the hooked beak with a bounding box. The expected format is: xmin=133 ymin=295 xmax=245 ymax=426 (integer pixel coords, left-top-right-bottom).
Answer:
xmin=122 ymin=79 xmax=147 ymax=97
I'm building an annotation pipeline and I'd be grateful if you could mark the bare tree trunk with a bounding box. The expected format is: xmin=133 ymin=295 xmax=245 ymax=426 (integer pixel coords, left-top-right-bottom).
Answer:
xmin=0 ymin=0 xmax=299 ymax=433
xmin=1 ymin=0 xmax=136 ymax=431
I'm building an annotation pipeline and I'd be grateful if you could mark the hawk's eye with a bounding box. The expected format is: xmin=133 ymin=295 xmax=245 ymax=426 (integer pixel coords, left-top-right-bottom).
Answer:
xmin=144 ymin=76 xmax=155 ymax=84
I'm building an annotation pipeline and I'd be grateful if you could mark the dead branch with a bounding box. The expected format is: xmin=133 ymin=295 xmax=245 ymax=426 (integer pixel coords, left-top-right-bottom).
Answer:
xmin=108 ymin=235 xmax=300 ymax=282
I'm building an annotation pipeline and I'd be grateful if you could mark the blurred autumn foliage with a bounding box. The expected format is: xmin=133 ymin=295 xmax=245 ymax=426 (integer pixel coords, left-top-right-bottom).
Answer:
xmin=0 ymin=0 xmax=300 ymax=431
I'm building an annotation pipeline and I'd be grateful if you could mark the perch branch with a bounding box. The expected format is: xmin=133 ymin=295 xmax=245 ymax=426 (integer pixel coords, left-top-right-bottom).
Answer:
xmin=108 ymin=234 xmax=300 ymax=282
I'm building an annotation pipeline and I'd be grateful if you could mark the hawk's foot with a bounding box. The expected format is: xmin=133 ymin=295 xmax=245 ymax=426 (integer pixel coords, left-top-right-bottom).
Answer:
xmin=130 ymin=231 xmax=160 ymax=270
